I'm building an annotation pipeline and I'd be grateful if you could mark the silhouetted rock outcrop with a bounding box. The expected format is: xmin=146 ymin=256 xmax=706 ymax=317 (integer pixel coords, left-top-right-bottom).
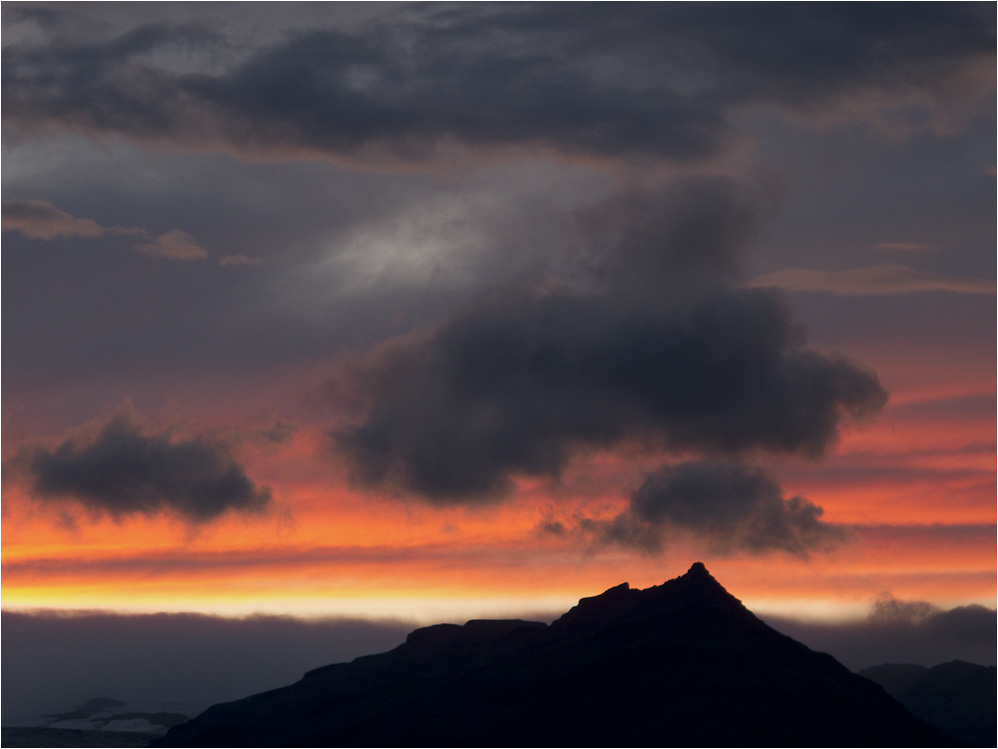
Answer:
xmin=861 ymin=660 xmax=996 ymax=746
xmin=157 ymin=564 xmax=956 ymax=747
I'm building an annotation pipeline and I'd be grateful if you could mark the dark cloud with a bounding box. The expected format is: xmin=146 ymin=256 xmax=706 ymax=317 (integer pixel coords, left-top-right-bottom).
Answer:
xmin=332 ymin=178 xmax=887 ymax=505
xmin=560 ymin=460 xmax=847 ymax=557
xmin=579 ymin=179 xmax=763 ymax=300
xmin=334 ymin=284 xmax=885 ymax=502
xmin=8 ymin=411 xmax=271 ymax=522
xmin=619 ymin=459 xmax=846 ymax=556
xmin=0 ymin=610 xmax=412 ymax=722
xmin=764 ymin=595 xmax=997 ymax=671
xmin=3 ymin=4 xmax=992 ymax=166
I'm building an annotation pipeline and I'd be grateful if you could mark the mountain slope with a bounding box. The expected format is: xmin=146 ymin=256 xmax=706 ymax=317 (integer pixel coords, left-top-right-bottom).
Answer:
xmin=861 ymin=661 xmax=996 ymax=746
xmin=157 ymin=563 xmax=954 ymax=747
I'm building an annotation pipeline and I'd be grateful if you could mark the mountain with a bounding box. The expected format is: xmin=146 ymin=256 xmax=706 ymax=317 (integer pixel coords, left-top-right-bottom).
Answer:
xmin=861 ymin=661 xmax=996 ymax=746
xmin=156 ymin=563 xmax=954 ymax=747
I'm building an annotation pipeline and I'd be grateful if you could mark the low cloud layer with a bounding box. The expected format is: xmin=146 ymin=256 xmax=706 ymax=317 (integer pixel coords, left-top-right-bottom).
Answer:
xmin=3 ymin=4 xmax=992 ymax=166
xmin=0 ymin=611 xmax=412 ymax=722
xmin=576 ymin=460 xmax=848 ymax=557
xmin=3 ymin=598 xmax=990 ymax=724
xmin=2 ymin=199 xmax=208 ymax=261
xmin=747 ymin=265 xmax=997 ymax=295
xmin=8 ymin=412 xmax=271 ymax=522
xmin=765 ymin=594 xmax=997 ymax=671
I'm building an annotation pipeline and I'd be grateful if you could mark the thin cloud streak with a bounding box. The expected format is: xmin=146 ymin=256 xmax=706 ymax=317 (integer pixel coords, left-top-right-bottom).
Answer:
xmin=2 ymin=198 xmax=209 ymax=261
xmin=747 ymin=265 xmax=996 ymax=295
xmin=2 ymin=198 xmax=141 ymax=239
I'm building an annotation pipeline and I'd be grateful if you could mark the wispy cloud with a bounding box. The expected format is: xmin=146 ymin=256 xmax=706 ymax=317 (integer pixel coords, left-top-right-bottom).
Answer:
xmin=746 ymin=265 xmax=996 ymax=295
xmin=3 ymin=199 xmax=209 ymax=262
xmin=1 ymin=199 xmax=142 ymax=240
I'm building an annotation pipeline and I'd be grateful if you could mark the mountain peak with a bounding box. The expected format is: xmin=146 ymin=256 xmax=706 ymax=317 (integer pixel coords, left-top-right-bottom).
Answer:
xmin=686 ymin=560 xmax=709 ymax=576
xmin=551 ymin=562 xmax=749 ymax=635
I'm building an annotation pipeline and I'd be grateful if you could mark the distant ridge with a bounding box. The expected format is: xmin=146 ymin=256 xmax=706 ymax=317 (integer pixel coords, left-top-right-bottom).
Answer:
xmin=861 ymin=660 xmax=996 ymax=746
xmin=157 ymin=563 xmax=955 ymax=747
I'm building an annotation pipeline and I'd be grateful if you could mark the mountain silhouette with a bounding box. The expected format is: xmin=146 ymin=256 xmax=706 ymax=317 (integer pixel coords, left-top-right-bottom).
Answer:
xmin=861 ymin=661 xmax=996 ymax=746
xmin=156 ymin=563 xmax=955 ymax=747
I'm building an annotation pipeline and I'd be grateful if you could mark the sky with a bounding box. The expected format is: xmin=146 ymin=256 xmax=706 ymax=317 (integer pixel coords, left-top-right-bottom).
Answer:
xmin=1 ymin=1 xmax=996 ymax=714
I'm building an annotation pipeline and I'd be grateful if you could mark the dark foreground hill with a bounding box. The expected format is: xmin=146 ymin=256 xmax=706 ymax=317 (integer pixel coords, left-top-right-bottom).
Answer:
xmin=861 ymin=661 xmax=996 ymax=746
xmin=157 ymin=563 xmax=954 ymax=747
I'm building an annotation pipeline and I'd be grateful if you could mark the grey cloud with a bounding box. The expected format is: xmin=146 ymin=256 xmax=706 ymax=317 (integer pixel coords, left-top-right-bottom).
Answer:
xmin=8 ymin=411 xmax=271 ymax=522
xmin=577 ymin=460 xmax=848 ymax=557
xmin=580 ymin=179 xmax=762 ymax=300
xmin=333 ymin=287 xmax=886 ymax=503
xmin=765 ymin=596 xmax=997 ymax=670
xmin=332 ymin=180 xmax=886 ymax=503
xmin=746 ymin=265 xmax=997 ymax=295
xmin=3 ymin=4 xmax=992 ymax=166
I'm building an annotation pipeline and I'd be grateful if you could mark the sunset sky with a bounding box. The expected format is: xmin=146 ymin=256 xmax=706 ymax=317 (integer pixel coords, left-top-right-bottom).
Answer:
xmin=2 ymin=0 xmax=995 ymax=655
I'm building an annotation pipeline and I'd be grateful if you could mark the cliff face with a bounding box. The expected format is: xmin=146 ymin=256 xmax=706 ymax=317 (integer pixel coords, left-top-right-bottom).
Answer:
xmin=157 ymin=563 xmax=954 ymax=747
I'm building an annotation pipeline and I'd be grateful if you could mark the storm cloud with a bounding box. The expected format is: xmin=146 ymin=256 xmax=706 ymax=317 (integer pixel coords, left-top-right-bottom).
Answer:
xmin=3 ymin=4 xmax=992 ymax=166
xmin=9 ymin=412 xmax=271 ymax=522
xmin=580 ymin=459 xmax=848 ymax=557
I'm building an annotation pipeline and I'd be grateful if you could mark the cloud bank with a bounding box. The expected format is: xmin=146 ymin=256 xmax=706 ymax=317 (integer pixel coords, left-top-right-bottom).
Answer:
xmin=0 ymin=611 xmax=412 ymax=722
xmin=765 ymin=594 xmax=997 ymax=671
xmin=3 ymin=4 xmax=992 ymax=166
xmin=8 ymin=412 xmax=271 ymax=522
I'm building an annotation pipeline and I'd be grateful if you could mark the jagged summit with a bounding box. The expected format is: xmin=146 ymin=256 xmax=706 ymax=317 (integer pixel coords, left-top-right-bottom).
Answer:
xmin=552 ymin=561 xmax=752 ymax=635
xmin=157 ymin=564 xmax=954 ymax=748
